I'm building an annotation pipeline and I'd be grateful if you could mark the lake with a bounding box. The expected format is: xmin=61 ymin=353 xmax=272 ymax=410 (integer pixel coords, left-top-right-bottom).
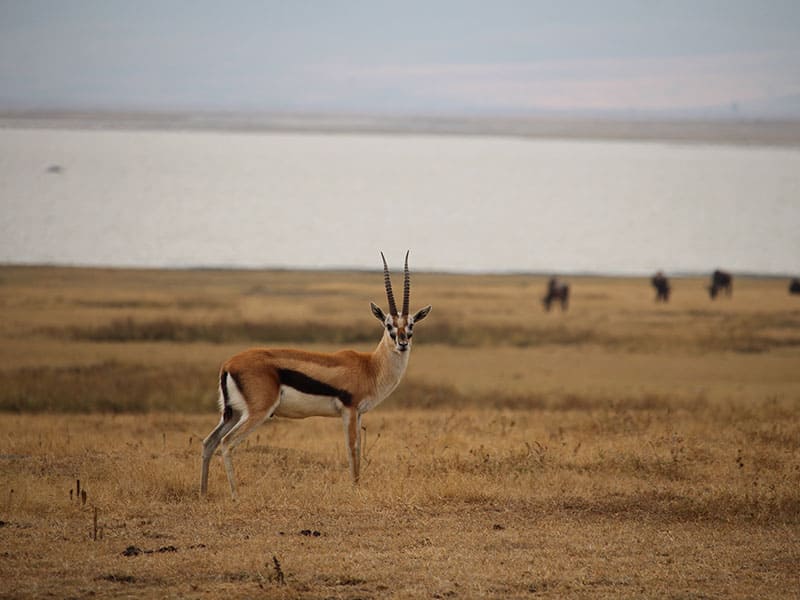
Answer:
xmin=1 ymin=127 xmax=798 ymax=275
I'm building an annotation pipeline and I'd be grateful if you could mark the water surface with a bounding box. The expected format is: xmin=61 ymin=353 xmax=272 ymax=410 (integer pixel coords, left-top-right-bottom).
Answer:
xmin=1 ymin=127 xmax=798 ymax=275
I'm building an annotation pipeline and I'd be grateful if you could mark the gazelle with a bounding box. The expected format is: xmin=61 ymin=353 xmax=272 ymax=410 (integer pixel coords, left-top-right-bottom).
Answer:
xmin=200 ymin=251 xmax=431 ymax=498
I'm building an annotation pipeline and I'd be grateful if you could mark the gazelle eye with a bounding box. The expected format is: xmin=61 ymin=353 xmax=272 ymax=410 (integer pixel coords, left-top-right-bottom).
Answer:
xmin=386 ymin=324 xmax=392 ymax=330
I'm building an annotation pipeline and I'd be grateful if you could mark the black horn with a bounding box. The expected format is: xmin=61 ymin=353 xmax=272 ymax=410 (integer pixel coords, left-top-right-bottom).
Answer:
xmin=402 ymin=250 xmax=410 ymax=316
xmin=381 ymin=252 xmax=398 ymax=316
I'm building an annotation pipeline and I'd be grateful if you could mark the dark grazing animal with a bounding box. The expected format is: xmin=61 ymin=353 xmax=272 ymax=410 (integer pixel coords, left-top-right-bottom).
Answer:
xmin=543 ymin=277 xmax=569 ymax=311
xmin=651 ymin=271 xmax=670 ymax=302
xmin=709 ymin=269 xmax=733 ymax=299
xmin=790 ymin=278 xmax=800 ymax=295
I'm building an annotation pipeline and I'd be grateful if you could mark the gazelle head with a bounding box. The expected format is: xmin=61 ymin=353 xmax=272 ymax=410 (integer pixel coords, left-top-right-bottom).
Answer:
xmin=370 ymin=251 xmax=431 ymax=354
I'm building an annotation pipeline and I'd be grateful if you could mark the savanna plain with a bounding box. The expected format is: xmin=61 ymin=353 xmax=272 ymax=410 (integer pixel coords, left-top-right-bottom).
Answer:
xmin=1 ymin=266 xmax=799 ymax=599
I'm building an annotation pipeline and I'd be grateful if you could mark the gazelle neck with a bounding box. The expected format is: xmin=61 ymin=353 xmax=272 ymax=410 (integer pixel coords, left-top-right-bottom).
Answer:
xmin=367 ymin=331 xmax=410 ymax=407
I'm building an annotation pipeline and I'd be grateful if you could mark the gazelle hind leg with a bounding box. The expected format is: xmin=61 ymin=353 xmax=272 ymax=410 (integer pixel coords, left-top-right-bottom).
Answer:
xmin=200 ymin=411 xmax=241 ymax=496
xmin=218 ymin=416 xmax=248 ymax=500
xmin=219 ymin=405 xmax=275 ymax=499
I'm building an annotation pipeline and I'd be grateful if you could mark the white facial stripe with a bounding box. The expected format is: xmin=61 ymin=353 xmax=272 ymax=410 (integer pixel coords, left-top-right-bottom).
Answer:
xmin=384 ymin=314 xmax=412 ymax=349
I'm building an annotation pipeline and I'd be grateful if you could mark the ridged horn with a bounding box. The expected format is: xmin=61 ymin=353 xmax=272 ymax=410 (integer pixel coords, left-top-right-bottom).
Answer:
xmin=380 ymin=251 xmax=398 ymax=316
xmin=402 ymin=250 xmax=410 ymax=316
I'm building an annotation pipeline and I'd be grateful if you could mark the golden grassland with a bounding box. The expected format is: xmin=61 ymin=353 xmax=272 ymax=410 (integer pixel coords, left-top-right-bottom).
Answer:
xmin=1 ymin=265 xmax=799 ymax=599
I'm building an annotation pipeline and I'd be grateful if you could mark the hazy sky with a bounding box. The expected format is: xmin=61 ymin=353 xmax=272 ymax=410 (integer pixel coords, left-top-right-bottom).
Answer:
xmin=1 ymin=1 xmax=799 ymax=115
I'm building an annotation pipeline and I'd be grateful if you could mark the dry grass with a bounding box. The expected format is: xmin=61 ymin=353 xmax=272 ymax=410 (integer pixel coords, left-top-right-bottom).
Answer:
xmin=1 ymin=265 xmax=799 ymax=598
xmin=2 ymin=406 xmax=799 ymax=599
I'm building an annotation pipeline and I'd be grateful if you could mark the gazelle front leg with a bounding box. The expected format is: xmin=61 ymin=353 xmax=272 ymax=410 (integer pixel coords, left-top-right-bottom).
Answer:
xmin=342 ymin=407 xmax=362 ymax=483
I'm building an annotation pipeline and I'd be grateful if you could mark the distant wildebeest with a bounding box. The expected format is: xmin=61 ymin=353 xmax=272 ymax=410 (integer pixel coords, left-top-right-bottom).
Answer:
xmin=543 ymin=277 xmax=569 ymax=311
xmin=651 ymin=271 xmax=670 ymax=302
xmin=790 ymin=278 xmax=800 ymax=295
xmin=709 ymin=269 xmax=733 ymax=299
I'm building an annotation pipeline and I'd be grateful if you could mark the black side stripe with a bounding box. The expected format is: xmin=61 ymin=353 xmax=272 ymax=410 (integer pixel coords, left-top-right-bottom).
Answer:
xmin=277 ymin=368 xmax=353 ymax=406
xmin=220 ymin=371 xmax=233 ymax=420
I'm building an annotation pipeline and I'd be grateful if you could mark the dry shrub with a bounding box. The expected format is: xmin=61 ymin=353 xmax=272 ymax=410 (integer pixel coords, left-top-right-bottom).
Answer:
xmin=0 ymin=362 xmax=216 ymax=413
xmin=60 ymin=317 xmax=377 ymax=345
xmin=45 ymin=311 xmax=800 ymax=354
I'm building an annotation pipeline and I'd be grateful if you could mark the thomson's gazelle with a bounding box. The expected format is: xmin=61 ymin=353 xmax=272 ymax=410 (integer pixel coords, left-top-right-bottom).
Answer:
xmin=200 ymin=252 xmax=431 ymax=498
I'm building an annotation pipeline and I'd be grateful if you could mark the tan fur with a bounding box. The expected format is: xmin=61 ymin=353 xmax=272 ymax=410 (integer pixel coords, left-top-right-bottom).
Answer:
xmin=222 ymin=346 xmax=381 ymax=406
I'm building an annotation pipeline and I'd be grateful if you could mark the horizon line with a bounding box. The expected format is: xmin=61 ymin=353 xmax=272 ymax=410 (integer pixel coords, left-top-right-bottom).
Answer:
xmin=1 ymin=261 xmax=796 ymax=280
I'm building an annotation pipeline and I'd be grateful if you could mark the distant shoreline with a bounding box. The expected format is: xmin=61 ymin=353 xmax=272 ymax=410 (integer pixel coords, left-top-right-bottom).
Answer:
xmin=2 ymin=110 xmax=800 ymax=147
xmin=1 ymin=262 xmax=795 ymax=280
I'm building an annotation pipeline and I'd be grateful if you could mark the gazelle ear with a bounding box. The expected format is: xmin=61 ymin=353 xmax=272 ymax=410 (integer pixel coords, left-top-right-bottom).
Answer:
xmin=370 ymin=302 xmax=386 ymax=322
xmin=411 ymin=305 xmax=432 ymax=323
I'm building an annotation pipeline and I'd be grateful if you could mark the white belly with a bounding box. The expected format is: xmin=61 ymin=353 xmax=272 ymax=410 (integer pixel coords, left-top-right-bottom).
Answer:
xmin=272 ymin=386 xmax=342 ymax=419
